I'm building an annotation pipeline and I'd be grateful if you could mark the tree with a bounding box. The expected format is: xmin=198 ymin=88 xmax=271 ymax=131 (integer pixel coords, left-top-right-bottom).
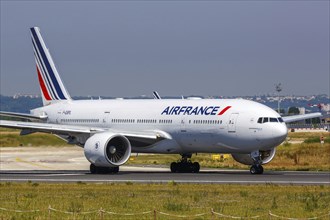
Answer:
xmin=288 ymin=107 xmax=300 ymax=115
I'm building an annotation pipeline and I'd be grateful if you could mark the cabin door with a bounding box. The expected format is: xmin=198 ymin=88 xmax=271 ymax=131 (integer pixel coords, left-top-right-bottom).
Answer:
xmin=228 ymin=113 xmax=239 ymax=133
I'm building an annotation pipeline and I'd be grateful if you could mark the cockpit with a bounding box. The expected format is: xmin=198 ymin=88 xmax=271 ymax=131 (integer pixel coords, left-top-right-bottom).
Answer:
xmin=257 ymin=117 xmax=284 ymax=124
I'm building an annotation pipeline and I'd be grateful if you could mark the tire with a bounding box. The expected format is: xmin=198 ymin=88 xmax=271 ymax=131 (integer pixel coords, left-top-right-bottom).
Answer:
xmin=250 ymin=165 xmax=264 ymax=174
xmin=170 ymin=162 xmax=178 ymax=173
xmin=250 ymin=165 xmax=257 ymax=174
xmin=90 ymin=164 xmax=97 ymax=174
xmin=192 ymin=162 xmax=200 ymax=173
xmin=111 ymin=166 xmax=119 ymax=173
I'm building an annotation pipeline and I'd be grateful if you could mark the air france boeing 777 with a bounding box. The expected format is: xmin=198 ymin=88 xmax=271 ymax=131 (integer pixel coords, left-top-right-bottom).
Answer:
xmin=0 ymin=27 xmax=321 ymax=174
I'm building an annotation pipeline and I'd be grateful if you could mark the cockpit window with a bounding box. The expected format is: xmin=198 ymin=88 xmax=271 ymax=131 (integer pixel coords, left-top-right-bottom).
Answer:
xmin=257 ymin=117 xmax=283 ymax=124
xmin=270 ymin=118 xmax=278 ymax=122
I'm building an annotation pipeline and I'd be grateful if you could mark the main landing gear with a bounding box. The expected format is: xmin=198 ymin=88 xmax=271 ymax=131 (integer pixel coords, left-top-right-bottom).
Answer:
xmin=170 ymin=154 xmax=200 ymax=173
xmin=90 ymin=164 xmax=119 ymax=174
xmin=249 ymin=151 xmax=264 ymax=175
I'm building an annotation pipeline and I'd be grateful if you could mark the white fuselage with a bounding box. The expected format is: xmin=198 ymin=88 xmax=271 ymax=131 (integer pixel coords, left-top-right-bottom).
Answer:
xmin=32 ymin=98 xmax=288 ymax=154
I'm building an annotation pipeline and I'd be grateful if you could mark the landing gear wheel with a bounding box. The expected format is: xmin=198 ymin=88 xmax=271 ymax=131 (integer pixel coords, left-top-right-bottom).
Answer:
xmin=170 ymin=155 xmax=200 ymax=173
xmin=111 ymin=166 xmax=119 ymax=173
xmin=90 ymin=164 xmax=97 ymax=174
xmin=89 ymin=164 xmax=119 ymax=174
xmin=170 ymin=162 xmax=178 ymax=173
xmin=250 ymin=164 xmax=264 ymax=174
xmin=192 ymin=162 xmax=200 ymax=173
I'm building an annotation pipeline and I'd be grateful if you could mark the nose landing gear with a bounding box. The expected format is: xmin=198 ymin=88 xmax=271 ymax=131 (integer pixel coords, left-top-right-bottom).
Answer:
xmin=250 ymin=151 xmax=264 ymax=174
xmin=250 ymin=164 xmax=264 ymax=174
xmin=170 ymin=154 xmax=200 ymax=173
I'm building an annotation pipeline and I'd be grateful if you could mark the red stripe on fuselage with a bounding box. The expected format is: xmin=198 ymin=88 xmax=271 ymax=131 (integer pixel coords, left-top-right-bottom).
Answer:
xmin=218 ymin=106 xmax=232 ymax=115
xmin=36 ymin=65 xmax=52 ymax=100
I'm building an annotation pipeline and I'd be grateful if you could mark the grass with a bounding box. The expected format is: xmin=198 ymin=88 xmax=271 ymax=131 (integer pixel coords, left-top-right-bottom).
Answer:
xmin=0 ymin=128 xmax=68 ymax=147
xmin=0 ymin=133 xmax=68 ymax=147
xmin=0 ymin=183 xmax=329 ymax=219
xmin=287 ymin=132 xmax=329 ymax=143
xmin=288 ymin=132 xmax=328 ymax=139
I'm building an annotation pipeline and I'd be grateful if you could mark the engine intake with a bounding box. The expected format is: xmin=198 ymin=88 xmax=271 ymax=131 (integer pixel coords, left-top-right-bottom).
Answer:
xmin=231 ymin=148 xmax=276 ymax=165
xmin=84 ymin=132 xmax=131 ymax=167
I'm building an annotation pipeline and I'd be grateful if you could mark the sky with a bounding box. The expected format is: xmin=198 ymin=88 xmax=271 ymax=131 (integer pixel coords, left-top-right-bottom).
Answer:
xmin=0 ymin=1 xmax=329 ymax=98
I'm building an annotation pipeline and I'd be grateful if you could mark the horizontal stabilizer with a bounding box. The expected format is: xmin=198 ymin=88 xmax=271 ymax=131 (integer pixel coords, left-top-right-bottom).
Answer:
xmin=0 ymin=111 xmax=47 ymax=122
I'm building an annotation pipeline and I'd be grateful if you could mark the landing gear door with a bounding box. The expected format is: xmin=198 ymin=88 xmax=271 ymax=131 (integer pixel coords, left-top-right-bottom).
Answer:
xmin=228 ymin=113 xmax=239 ymax=133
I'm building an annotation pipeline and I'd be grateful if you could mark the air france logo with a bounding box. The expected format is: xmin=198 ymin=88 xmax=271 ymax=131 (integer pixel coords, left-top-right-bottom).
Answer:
xmin=161 ymin=106 xmax=231 ymax=116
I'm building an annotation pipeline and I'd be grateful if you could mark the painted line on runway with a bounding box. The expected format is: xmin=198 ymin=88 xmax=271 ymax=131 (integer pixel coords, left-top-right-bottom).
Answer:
xmin=15 ymin=157 xmax=52 ymax=169
xmin=1 ymin=178 xmax=329 ymax=185
xmin=35 ymin=174 xmax=86 ymax=177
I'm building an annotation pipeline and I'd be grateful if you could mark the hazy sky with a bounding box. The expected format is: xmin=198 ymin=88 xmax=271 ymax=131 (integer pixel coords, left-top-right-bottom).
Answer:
xmin=1 ymin=1 xmax=329 ymax=97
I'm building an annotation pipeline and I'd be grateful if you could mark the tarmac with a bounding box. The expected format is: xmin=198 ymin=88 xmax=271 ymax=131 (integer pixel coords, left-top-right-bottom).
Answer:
xmin=1 ymin=147 xmax=329 ymax=185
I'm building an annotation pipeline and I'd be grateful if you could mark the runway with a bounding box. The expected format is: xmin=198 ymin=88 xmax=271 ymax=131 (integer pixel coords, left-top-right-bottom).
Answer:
xmin=1 ymin=147 xmax=329 ymax=185
xmin=1 ymin=168 xmax=329 ymax=185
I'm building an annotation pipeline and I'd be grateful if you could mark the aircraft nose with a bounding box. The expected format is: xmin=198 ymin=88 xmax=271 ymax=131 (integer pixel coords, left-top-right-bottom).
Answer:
xmin=273 ymin=124 xmax=288 ymax=143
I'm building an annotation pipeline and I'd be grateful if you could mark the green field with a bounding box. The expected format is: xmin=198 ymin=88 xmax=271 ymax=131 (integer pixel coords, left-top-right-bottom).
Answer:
xmin=0 ymin=130 xmax=329 ymax=219
xmin=0 ymin=183 xmax=329 ymax=220
xmin=0 ymin=128 xmax=68 ymax=147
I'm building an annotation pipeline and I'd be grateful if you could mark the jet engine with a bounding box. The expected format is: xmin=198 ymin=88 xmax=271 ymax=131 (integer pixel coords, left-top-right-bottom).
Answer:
xmin=231 ymin=148 xmax=276 ymax=165
xmin=84 ymin=132 xmax=131 ymax=167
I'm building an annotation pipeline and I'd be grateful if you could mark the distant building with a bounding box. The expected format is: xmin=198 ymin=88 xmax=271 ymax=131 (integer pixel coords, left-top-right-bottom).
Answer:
xmin=298 ymin=107 xmax=305 ymax=115
xmin=13 ymin=94 xmax=40 ymax=99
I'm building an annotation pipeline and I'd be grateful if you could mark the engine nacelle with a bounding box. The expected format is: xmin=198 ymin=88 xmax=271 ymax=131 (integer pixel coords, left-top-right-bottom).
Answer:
xmin=231 ymin=148 xmax=276 ymax=165
xmin=84 ymin=132 xmax=131 ymax=167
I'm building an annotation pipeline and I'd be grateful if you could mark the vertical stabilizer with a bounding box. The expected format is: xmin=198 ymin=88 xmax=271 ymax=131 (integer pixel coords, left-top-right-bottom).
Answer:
xmin=30 ymin=27 xmax=71 ymax=106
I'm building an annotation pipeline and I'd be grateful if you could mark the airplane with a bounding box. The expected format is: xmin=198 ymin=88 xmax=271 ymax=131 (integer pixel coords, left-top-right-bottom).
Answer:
xmin=0 ymin=27 xmax=322 ymax=175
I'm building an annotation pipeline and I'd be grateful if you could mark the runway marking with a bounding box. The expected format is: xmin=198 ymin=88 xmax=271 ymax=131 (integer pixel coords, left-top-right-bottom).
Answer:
xmin=37 ymin=174 xmax=86 ymax=177
xmin=15 ymin=157 xmax=52 ymax=169
xmin=1 ymin=178 xmax=329 ymax=185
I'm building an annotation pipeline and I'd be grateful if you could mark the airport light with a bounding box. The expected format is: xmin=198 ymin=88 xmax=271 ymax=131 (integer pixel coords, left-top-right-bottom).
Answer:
xmin=275 ymin=83 xmax=282 ymax=115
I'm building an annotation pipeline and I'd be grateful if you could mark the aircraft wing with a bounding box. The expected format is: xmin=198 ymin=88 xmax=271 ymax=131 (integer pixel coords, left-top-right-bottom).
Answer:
xmin=0 ymin=120 xmax=168 ymax=146
xmin=0 ymin=111 xmax=47 ymax=122
xmin=0 ymin=120 xmax=99 ymax=134
xmin=282 ymin=112 xmax=322 ymax=123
